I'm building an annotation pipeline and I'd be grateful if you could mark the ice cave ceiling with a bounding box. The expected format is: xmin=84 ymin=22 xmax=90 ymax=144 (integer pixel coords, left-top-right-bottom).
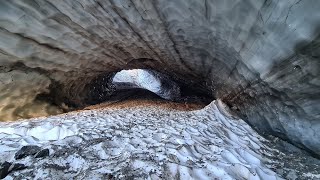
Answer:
xmin=0 ymin=0 xmax=319 ymax=156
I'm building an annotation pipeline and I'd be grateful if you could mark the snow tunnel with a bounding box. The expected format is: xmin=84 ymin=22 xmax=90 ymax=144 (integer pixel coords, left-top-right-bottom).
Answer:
xmin=0 ymin=0 xmax=319 ymax=179
xmin=112 ymin=69 xmax=180 ymax=100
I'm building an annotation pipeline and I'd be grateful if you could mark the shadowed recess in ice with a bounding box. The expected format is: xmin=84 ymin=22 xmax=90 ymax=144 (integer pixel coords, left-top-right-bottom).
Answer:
xmin=0 ymin=0 xmax=319 ymax=156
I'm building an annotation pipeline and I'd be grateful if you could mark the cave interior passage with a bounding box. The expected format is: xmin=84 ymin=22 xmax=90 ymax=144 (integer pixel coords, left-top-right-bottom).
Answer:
xmin=109 ymin=69 xmax=214 ymax=105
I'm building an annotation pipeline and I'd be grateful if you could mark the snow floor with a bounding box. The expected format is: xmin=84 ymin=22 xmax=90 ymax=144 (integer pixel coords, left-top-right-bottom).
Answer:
xmin=0 ymin=100 xmax=315 ymax=179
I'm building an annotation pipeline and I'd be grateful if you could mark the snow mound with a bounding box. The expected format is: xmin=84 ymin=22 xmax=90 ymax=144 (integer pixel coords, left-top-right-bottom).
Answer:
xmin=0 ymin=100 xmax=283 ymax=179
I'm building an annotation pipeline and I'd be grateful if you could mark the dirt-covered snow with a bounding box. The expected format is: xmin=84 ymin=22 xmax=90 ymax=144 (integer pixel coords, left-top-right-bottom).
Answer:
xmin=0 ymin=100 xmax=318 ymax=179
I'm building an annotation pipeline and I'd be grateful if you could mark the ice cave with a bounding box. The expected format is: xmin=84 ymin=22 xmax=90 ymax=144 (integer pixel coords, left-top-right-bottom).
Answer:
xmin=0 ymin=0 xmax=319 ymax=179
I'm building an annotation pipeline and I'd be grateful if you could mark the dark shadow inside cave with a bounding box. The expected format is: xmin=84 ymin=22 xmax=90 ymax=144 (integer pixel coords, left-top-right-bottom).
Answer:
xmin=23 ymin=68 xmax=215 ymax=122
xmin=88 ymin=69 xmax=214 ymax=107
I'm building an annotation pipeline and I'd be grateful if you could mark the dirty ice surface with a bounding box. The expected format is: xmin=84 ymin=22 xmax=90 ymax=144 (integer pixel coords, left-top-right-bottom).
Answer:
xmin=0 ymin=100 xmax=284 ymax=179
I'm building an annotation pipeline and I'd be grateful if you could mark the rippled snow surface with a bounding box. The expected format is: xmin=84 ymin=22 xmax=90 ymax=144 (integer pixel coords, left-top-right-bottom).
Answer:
xmin=0 ymin=100 xmax=283 ymax=179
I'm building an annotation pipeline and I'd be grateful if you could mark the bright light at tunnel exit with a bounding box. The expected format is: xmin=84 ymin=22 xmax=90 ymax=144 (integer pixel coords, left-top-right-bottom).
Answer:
xmin=112 ymin=69 xmax=162 ymax=96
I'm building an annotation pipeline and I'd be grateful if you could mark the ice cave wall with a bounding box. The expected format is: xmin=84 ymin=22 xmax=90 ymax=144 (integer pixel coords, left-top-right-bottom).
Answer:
xmin=0 ymin=0 xmax=319 ymax=155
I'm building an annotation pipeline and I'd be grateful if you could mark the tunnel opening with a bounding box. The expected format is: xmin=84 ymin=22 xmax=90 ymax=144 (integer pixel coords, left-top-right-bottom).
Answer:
xmin=112 ymin=69 xmax=180 ymax=101
xmin=1 ymin=67 xmax=215 ymax=121
xmin=84 ymin=68 xmax=214 ymax=110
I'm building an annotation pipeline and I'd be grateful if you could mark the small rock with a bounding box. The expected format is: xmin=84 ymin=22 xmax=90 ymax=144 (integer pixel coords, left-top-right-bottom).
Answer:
xmin=35 ymin=149 xmax=50 ymax=158
xmin=15 ymin=145 xmax=41 ymax=159
xmin=0 ymin=161 xmax=12 ymax=179
xmin=0 ymin=162 xmax=27 ymax=179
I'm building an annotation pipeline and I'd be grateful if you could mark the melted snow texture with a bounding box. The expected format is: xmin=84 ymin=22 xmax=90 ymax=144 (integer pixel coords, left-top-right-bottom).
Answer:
xmin=0 ymin=101 xmax=282 ymax=179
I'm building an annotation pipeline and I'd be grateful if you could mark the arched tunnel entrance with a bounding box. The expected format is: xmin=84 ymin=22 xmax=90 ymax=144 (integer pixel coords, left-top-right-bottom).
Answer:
xmin=61 ymin=68 xmax=212 ymax=114
xmin=0 ymin=65 xmax=215 ymax=122
xmin=112 ymin=69 xmax=181 ymax=101
xmin=82 ymin=68 xmax=214 ymax=110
